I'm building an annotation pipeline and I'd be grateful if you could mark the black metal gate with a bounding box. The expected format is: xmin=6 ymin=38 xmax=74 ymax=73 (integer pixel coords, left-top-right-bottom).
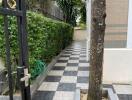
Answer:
xmin=0 ymin=0 xmax=31 ymax=100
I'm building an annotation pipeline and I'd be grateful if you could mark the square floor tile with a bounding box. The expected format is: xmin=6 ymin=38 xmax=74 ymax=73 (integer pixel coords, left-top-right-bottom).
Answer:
xmin=79 ymin=60 xmax=88 ymax=63
xmin=72 ymin=53 xmax=80 ymax=55
xmin=65 ymin=67 xmax=78 ymax=71
xmin=80 ymin=55 xmax=86 ymax=57
xmin=53 ymin=91 xmax=74 ymax=100
xmin=54 ymin=63 xmax=67 ymax=67
xmin=60 ymin=76 xmax=77 ymax=83
xmin=81 ymin=48 xmax=86 ymax=50
xmin=70 ymin=55 xmax=79 ymax=58
xmin=69 ymin=57 xmax=79 ymax=60
xmin=45 ymin=76 xmax=61 ymax=82
xmin=57 ymin=83 xmax=76 ymax=91
xmin=48 ymin=70 xmax=64 ymax=76
xmin=52 ymin=67 xmax=65 ymax=70
xmin=76 ymin=83 xmax=89 ymax=89
xmin=79 ymin=57 xmax=86 ymax=60
xmin=57 ymin=60 xmax=68 ymax=63
xmin=63 ymin=71 xmax=77 ymax=76
xmin=64 ymin=51 xmax=72 ymax=54
xmin=118 ymin=94 xmax=132 ymax=100
xmin=80 ymin=54 xmax=86 ymax=56
xmin=77 ymin=71 xmax=89 ymax=77
xmin=77 ymin=77 xmax=88 ymax=83
xmin=72 ymin=50 xmax=80 ymax=53
xmin=68 ymin=60 xmax=79 ymax=63
xmin=66 ymin=49 xmax=73 ymax=51
xmin=67 ymin=63 xmax=78 ymax=66
xmin=73 ymin=48 xmax=80 ymax=50
xmin=59 ymin=57 xmax=69 ymax=60
xmin=61 ymin=54 xmax=71 ymax=57
xmin=78 ymin=67 xmax=89 ymax=71
xmin=65 ymin=51 xmax=72 ymax=53
xmin=38 ymin=82 xmax=59 ymax=91
xmin=32 ymin=91 xmax=55 ymax=100
xmin=79 ymin=63 xmax=89 ymax=67
xmin=64 ymin=54 xmax=71 ymax=56
xmin=62 ymin=53 xmax=71 ymax=55
xmin=72 ymin=52 xmax=80 ymax=55
xmin=80 ymin=52 xmax=86 ymax=54
xmin=73 ymin=50 xmax=80 ymax=52
xmin=113 ymin=85 xmax=132 ymax=94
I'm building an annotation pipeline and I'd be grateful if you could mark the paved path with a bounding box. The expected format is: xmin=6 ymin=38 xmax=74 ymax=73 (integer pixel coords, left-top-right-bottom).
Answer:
xmin=32 ymin=41 xmax=89 ymax=100
xmin=32 ymin=41 xmax=132 ymax=100
xmin=73 ymin=29 xmax=87 ymax=41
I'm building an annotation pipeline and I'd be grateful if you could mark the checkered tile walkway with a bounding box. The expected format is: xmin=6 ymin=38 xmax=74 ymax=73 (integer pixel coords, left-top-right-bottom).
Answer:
xmin=32 ymin=41 xmax=89 ymax=100
xmin=32 ymin=41 xmax=132 ymax=100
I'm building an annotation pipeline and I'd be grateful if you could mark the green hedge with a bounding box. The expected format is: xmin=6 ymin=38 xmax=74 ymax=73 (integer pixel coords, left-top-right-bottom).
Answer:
xmin=0 ymin=11 xmax=73 ymax=79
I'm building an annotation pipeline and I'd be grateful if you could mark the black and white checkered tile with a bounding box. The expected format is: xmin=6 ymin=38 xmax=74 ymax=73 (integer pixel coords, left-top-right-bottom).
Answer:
xmin=32 ymin=41 xmax=132 ymax=100
xmin=32 ymin=42 xmax=89 ymax=100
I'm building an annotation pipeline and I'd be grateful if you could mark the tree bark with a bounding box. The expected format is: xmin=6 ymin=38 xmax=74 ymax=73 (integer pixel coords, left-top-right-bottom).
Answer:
xmin=88 ymin=0 xmax=106 ymax=100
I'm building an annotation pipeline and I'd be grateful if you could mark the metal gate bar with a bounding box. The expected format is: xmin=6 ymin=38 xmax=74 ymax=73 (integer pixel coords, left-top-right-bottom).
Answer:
xmin=3 ymin=0 xmax=13 ymax=99
xmin=16 ymin=0 xmax=31 ymax=100
xmin=0 ymin=0 xmax=31 ymax=100
xmin=0 ymin=8 xmax=22 ymax=16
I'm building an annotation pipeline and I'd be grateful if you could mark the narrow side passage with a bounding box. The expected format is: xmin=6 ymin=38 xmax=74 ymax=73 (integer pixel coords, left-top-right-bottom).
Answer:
xmin=32 ymin=41 xmax=89 ymax=100
xmin=32 ymin=41 xmax=132 ymax=100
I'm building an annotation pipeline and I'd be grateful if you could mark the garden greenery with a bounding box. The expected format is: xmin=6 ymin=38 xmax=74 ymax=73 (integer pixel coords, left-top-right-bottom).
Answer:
xmin=0 ymin=11 xmax=73 ymax=79
xmin=56 ymin=0 xmax=82 ymax=26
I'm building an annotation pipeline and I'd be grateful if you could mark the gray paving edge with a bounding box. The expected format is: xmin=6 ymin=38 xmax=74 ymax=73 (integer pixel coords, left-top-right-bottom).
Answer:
xmin=0 ymin=48 xmax=66 ymax=100
xmin=74 ymin=88 xmax=119 ymax=100
xmin=104 ymin=88 xmax=119 ymax=100
xmin=74 ymin=88 xmax=80 ymax=100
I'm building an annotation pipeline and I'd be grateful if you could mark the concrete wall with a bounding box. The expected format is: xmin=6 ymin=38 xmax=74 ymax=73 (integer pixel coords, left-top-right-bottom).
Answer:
xmin=47 ymin=1 xmax=63 ymax=20
xmin=105 ymin=0 xmax=128 ymax=48
xmin=34 ymin=0 xmax=63 ymax=21
xmin=103 ymin=49 xmax=132 ymax=84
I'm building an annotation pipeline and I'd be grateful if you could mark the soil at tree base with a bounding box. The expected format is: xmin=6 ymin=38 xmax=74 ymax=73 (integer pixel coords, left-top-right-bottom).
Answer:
xmin=81 ymin=91 xmax=108 ymax=100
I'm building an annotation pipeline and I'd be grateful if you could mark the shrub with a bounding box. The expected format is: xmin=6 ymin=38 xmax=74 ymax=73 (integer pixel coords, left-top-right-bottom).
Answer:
xmin=0 ymin=11 xmax=73 ymax=79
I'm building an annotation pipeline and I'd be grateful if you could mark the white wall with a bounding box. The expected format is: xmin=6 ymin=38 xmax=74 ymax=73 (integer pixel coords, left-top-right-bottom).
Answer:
xmin=127 ymin=0 xmax=132 ymax=48
xmin=103 ymin=49 xmax=132 ymax=84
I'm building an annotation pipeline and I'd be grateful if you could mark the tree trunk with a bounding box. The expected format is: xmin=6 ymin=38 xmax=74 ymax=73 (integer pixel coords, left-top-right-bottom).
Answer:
xmin=88 ymin=0 xmax=106 ymax=100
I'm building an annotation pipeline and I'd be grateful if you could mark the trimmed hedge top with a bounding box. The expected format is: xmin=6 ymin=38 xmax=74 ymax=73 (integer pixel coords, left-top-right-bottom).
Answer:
xmin=0 ymin=11 xmax=73 ymax=79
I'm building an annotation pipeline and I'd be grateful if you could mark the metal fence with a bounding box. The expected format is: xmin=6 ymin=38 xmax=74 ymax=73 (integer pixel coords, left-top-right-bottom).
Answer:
xmin=0 ymin=0 xmax=31 ymax=100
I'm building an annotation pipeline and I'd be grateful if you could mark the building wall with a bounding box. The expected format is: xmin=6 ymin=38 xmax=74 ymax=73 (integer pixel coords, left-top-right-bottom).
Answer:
xmin=103 ymin=49 xmax=132 ymax=84
xmin=28 ymin=0 xmax=63 ymax=21
xmin=104 ymin=0 xmax=129 ymax=48
xmin=43 ymin=0 xmax=64 ymax=21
